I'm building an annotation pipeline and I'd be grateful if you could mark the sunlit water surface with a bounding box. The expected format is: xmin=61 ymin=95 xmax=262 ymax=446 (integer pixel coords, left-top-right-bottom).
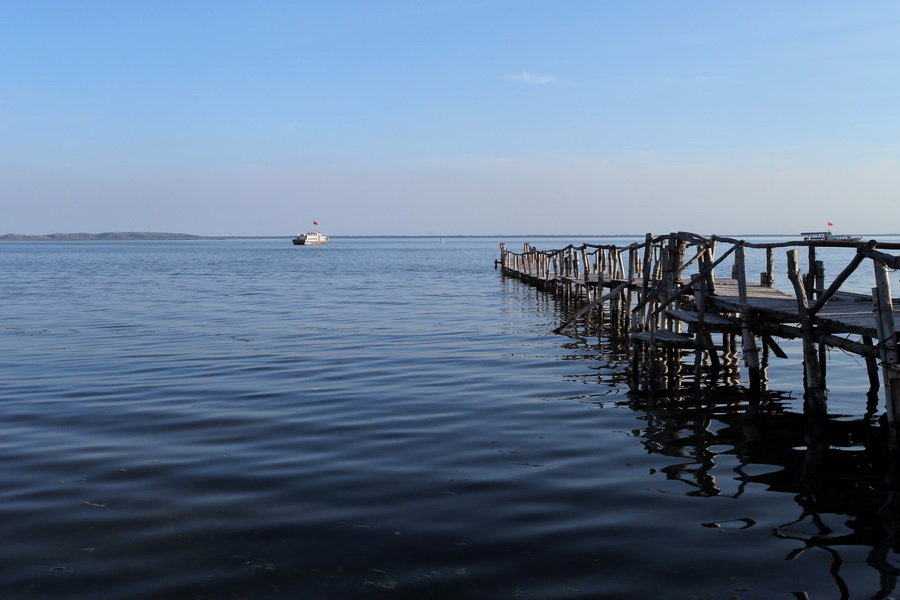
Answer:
xmin=2 ymin=236 xmax=900 ymax=599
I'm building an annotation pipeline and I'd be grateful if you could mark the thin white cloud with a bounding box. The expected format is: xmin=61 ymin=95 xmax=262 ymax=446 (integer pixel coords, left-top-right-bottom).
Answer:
xmin=665 ymin=75 xmax=713 ymax=84
xmin=501 ymin=71 xmax=558 ymax=85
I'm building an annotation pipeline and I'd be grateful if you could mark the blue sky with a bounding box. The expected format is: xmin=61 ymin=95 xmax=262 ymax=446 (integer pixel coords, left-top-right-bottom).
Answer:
xmin=3 ymin=1 xmax=900 ymax=235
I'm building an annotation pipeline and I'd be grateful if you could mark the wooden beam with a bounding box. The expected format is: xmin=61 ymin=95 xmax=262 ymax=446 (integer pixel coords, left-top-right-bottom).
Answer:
xmin=860 ymin=246 xmax=900 ymax=269
xmin=807 ymin=243 xmax=875 ymax=316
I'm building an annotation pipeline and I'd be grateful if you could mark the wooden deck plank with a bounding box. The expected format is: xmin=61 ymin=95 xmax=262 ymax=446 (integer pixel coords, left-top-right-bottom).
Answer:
xmin=631 ymin=330 xmax=697 ymax=347
xmin=710 ymin=279 xmax=888 ymax=336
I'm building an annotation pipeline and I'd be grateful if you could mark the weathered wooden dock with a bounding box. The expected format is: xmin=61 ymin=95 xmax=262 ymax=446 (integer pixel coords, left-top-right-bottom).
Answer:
xmin=498 ymin=233 xmax=900 ymax=439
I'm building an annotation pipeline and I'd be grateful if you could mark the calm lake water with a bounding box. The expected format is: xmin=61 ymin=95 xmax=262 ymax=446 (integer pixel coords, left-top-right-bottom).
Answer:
xmin=2 ymin=236 xmax=900 ymax=599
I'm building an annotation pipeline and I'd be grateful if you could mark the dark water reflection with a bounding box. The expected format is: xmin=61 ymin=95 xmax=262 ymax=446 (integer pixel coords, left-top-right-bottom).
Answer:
xmin=647 ymin=397 xmax=900 ymax=600
xmin=2 ymin=238 xmax=900 ymax=599
xmin=559 ymin=308 xmax=900 ymax=600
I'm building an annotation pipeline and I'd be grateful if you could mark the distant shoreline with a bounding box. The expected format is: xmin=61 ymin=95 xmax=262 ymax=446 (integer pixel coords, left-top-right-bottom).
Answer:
xmin=1 ymin=232 xmax=893 ymax=241
xmin=0 ymin=232 xmax=285 ymax=241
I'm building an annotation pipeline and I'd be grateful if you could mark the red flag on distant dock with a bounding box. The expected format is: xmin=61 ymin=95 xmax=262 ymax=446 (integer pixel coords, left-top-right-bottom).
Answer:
xmin=827 ymin=221 xmax=833 ymax=226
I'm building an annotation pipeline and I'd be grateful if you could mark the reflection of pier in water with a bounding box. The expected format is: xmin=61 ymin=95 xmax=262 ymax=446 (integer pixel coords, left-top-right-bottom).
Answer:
xmin=635 ymin=393 xmax=900 ymax=600
xmin=560 ymin=317 xmax=900 ymax=598
xmin=496 ymin=234 xmax=900 ymax=599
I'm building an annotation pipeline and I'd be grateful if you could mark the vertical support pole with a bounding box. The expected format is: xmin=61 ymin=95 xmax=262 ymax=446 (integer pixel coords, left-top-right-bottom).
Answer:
xmin=670 ymin=239 xmax=686 ymax=334
xmin=805 ymin=245 xmax=817 ymax=299
xmin=814 ymin=260 xmax=825 ymax=296
xmin=787 ymin=250 xmax=826 ymax=408
xmin=873 ymin=261 xmax=900 ymax=435
xmin=611 ymin=248 xmax=622 ymax=330
xmin=580 ymin=247 xmax=589 ymax=282
xmin=624 ymin=248 xmax=636 ymax=333
xmin=656 ymin=244 xmax=670 ymax=333
xmin=692 ymin=266 xmax=720 ymax=374
xmin=815 ymin=260 xmax=827 ymax=378
xmin=735 ymin=247 xmax=761 ymax=395
xmin=691 ymin=272 xmax=705 ymax=386
xmin=640 ymin=234 xmax=653 ymax=330
xmin=765 ymin=246 xmax=775 ymax=286
xmin=862 ymin=335 xmax=881 ymax=419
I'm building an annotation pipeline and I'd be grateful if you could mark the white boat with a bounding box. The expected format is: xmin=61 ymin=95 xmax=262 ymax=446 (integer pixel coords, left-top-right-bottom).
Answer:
xmin=292 ymin=230 xmax=329 ymax=245
xmin=801 ymin=230 xmax=862 ymax=242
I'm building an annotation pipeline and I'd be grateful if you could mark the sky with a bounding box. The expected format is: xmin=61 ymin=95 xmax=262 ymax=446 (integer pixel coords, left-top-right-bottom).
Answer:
xmin=2 ymin=1 xmax=900 ymax=236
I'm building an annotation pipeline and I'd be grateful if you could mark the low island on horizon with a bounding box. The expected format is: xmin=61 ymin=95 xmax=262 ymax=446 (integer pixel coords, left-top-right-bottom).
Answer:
xmin=2 ymin=231 xmax=893 ymax=242
xmin=0 ymin=232 xmax=290 ymax=241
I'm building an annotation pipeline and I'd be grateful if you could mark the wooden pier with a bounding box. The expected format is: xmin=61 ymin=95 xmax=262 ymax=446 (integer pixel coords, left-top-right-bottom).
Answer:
xmin=498 ymin=233 xmax=900 ymax=438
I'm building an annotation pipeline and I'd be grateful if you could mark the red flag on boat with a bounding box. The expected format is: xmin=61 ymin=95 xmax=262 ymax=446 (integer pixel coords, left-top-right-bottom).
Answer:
xmin=313 ymin=221 xmax=318 ymax=225
xmin=827 ymin=222 xmax=833 ymax=226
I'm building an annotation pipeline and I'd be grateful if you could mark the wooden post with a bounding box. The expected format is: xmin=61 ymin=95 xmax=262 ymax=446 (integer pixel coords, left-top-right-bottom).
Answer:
xmin=671 ymin=240 xmax=686 ymax=333
xmin=610 ymin=247 xmax=622 ymax=329
xmin=573 ymin=249 xmax=579 ymax=281
xmin=691 ymin=271 xmax=720 ymax=384
xmin=706 ymin=240 xmax=718 ymax=296
xmin=862 ymin=335 xmax=881 ymax=394
xmin=814 ymin=260 xmax=825 ymax=296
xmin=787 ymin=250 xmax=826 ymax=407
xmin=616 ymin=248 xmax=627 ymax=281
xmin=873 ymin=260 xmax=900 ymax=432
xmin=735 ymin=247 xmax=761 ymax=394
xmin=815 ymin=259 xmax=826 ymax=378
xmin=765 ymin=247 xmax=775 ymax=286
xmin=581 ymin=246 xmax=591 ymax=283
xmin=639 ymin=234 xmax=654 ymax=329
xmin=656 ymin=244 xmax=671 ymax=332
xmin=624 ymin=248 xmax=636 ymax=332
xmin=805 ymin=245 xmax=817 ymax=299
